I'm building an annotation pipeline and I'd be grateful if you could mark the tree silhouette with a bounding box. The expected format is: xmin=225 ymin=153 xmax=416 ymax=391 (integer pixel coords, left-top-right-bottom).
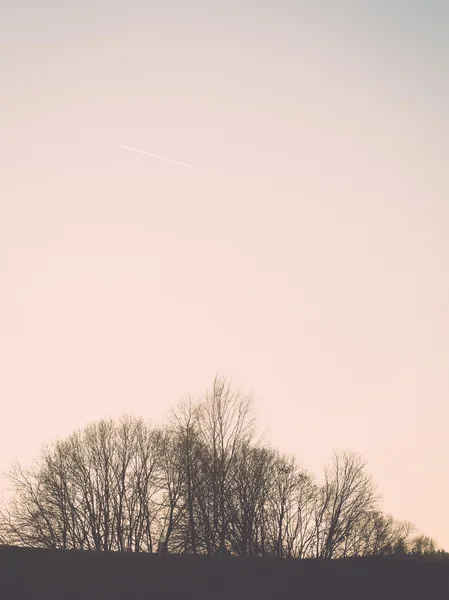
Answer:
xmin=0 ymin=376 xmax=444 ymax=557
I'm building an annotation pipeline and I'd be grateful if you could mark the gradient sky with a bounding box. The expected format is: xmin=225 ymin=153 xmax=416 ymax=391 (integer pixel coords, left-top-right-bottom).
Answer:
xmin=1 ymin=1 xmax=448 ymax=548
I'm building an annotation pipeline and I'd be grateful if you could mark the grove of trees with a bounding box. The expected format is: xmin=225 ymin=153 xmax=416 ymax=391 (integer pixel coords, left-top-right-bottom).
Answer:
xmin=0 ymin=377 xmax=444 ymax=558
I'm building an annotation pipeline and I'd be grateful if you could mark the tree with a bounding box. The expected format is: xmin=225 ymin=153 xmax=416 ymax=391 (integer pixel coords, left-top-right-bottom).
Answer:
xmin=0 ymin=416 xmax=162 ymax=552
xmin=161 ymin=397 xmax=204 ymax=554
xmin=225 ymin=441 xmax=274 ymax=556
xmin=1 ymin=378 xmax=444 ymax=558
xmin=264 ymin=453 xmax=317 ymax=558
xmin=411 ymin=535 xmax=437 ymax=556
xmin=195 ymin=376 xmax=255 ymax=554
xmin=313 ymin=451 xmax=379 ymax=558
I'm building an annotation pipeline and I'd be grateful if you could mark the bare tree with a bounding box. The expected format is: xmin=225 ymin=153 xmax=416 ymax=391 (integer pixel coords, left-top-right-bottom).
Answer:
xmin=313 ymin=451 xmax=379 ymax=559
xmin=264 ymin=453 xmax=318 ymax=558
xmin=160 ymin=397 xmax=204 ymax=554
xmin=225 ymin=442 xmax=274 ymax=556
xmin=196 ymin=376 xmax=255 ymax=554
xmin=0 ymin=417 xmax=162 ymax=552
xmin=346 ymin=511 xmax=418 ymax=557
xmin=410 ymin=534 xmax=437 ymax=556
xmin=0 ymin=378 xmax=442 ymax=559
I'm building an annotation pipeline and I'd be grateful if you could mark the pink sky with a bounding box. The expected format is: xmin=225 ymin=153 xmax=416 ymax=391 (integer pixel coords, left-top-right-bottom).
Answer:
xmin=1 ymin=1 xmax=448 ymax=547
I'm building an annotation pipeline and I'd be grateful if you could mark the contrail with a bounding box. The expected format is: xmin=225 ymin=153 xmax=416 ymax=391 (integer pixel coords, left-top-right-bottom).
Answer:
xmin=113 ymin=142 xmax=221 ymax=176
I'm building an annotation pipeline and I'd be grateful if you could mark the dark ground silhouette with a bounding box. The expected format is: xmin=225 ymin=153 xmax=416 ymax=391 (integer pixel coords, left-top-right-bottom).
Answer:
xmin=1 ymin=545 xmax=448 ymax=599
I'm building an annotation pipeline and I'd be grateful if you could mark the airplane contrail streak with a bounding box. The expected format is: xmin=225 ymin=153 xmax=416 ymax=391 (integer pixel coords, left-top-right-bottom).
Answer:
xmin=113 ymin=143 xmax=221 ymax=176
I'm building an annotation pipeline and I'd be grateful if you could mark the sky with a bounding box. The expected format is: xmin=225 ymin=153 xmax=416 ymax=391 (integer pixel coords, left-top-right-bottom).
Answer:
xmin=1 ymin=1 xmax=448 ymax=548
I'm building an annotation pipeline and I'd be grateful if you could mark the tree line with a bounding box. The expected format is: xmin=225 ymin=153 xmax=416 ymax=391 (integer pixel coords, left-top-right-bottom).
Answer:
xmin=0 ymin=377 xmax=445 ymax=558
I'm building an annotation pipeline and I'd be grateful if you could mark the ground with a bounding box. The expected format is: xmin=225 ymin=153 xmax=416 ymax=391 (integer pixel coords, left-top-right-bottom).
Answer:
xmin=0 ymin=546 xmax=448 ymax=599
